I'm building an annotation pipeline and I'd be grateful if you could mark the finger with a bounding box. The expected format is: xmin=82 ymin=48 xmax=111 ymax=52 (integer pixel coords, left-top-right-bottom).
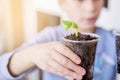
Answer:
xmin=54 ymin=42 xmax=81 ymax=64
xmin=45 ymin=65 xmax=64 ymax=77
xmin=51 ymin=50 xmax=86 ymax=75
xmin=48 ymin=58 xmax=82 ymax=79
xmin=45 ymin=62 xmax=75 ymax=79
xmin=67 ymin=77 xmax=74 ymax=80
xmin=55 ymin=71 xmax=73 ymax=80
xmin=68 ymin=76 xmax=82 ymax=80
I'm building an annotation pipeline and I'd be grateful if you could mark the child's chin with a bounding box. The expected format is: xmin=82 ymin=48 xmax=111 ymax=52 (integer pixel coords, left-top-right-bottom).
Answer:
xmin=78 ymin=23 xmax=95 ymax=31
xmin=84 ymin=24 xmax=95 ymax=29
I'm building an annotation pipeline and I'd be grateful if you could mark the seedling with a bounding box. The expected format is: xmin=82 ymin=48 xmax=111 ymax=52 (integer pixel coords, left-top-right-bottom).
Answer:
xmin=62 ymin=20 xmax=79 ymax=37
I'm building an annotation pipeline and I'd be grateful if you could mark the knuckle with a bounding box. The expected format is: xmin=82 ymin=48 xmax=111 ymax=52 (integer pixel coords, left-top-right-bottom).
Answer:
xmin=63 ymin=69 xmax=69 ymax=75
xmin=72 ymin=73 xmax=79 ymax=78
xmin=59 ymin=46 xmax=68 ymax=54
xmin=57 ymin=66 xmax=63 ymax=72
xmin=69 ymin=64 xmax=79 ymax=72
xmin=73 ymin=65 xmax=79 ymax=70
xmin=61 ymin=47 xmax=66 ymax=53
xmin=62 ymin=58 xmax=69 ymax=65
xmin=56 ymin=71 xmax=64 ymax=77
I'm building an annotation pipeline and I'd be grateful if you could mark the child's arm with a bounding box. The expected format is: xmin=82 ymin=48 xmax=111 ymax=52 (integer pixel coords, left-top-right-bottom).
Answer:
xmin=8 ymin=42 xmax=85 ymax=80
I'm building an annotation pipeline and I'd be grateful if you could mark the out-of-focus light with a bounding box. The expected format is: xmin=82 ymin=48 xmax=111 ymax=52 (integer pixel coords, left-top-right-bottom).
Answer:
xmin=33 ymin=0 xmax=62 ymax=16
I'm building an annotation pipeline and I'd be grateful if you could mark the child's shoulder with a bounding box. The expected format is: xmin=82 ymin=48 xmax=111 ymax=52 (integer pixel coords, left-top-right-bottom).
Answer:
xmin=96 ymin=27 xmax=115 ymax=39
xmin=97 ymin=27 xmax=114 ymax=35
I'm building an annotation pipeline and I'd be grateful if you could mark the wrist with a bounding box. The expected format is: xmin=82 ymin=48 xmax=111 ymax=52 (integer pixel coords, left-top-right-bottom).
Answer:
xmin=8 ymin=46 xmax=36 ymax=76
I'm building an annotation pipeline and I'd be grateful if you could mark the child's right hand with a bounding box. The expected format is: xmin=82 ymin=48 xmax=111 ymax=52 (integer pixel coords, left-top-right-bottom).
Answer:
xmin=31 ymin=41 xmax=86 ymax=80
xmin=8 ymin=41 xmax=86 ymax=80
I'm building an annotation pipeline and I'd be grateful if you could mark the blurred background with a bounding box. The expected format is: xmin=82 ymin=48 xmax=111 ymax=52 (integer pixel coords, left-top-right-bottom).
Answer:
xmin=0 ymin=0 xmax=120 ymax=80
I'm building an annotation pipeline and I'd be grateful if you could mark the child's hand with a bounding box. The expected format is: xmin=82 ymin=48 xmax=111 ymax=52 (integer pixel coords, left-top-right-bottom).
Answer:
xmin=31 ymin=41 xmax=86 ymax=80
xmin=8 ymin=41 xmax=86 ymax=80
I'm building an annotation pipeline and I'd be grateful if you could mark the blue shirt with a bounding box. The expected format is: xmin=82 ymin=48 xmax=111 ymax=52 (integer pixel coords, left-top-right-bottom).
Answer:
xmin=0 ymin=25 xmax=117 ymax=80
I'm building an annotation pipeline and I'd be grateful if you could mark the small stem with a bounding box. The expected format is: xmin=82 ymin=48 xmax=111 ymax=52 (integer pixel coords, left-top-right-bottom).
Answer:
xmin=75 ymin=29 xmax=78 ymax=37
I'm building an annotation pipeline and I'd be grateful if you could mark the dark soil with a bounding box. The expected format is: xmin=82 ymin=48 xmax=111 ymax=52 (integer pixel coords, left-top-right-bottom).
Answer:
xmin=116 ymin=36 xmax=120 ymax=74
xmin=65 ymin=33 xmax=97 ymax=41
xmin=64 ymin=33 xmax=98 ymax=80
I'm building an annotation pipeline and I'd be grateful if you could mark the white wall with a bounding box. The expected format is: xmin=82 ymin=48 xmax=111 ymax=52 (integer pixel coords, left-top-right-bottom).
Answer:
xmin=97 ymin=0 xmax=120 ymax=30
xmin=22 ymin=0 xmax=38 ymax=41
xmin=34 ymin=0 xmax=120 ymax=31
xmin=0 ymin=30 xmax=4 ymax=55
xmin=34 ymin=0 xmax=62 ymax=16
xmin=0 ymin=1 xmax=4 ymax=55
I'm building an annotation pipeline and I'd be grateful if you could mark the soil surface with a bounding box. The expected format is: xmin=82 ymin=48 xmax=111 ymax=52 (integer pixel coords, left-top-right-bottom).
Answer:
xmin=65 ymin=33 xmax=97 ymax=41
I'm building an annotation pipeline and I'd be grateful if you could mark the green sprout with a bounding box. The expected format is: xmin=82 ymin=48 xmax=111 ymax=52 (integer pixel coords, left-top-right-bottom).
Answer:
xmin=62 ymin=20 xmax=79 ymax=37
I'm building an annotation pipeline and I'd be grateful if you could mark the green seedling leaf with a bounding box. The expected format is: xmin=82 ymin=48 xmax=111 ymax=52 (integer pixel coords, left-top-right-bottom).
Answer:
xmin=62 ymin=20 xmax=72 ymax=31
xmin=71 ymin=22 xmax=78 ymax=29
xmin=62 ymin=20 xmax=79 ymax=37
